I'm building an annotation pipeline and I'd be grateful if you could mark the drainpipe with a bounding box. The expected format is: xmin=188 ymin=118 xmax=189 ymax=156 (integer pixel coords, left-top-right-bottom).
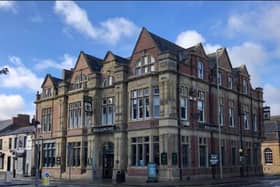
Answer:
xmin=177 ymin=53 xmax=182 ymax=180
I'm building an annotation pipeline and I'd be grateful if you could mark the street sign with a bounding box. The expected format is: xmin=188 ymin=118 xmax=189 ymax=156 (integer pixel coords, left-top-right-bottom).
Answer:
xmin=172 ymin=153 xmax=177 ymax=165
xmin=209 ymin=154 xmax=219 ymax=166
xmin=56 ymin=157 xmax=61 ymax=165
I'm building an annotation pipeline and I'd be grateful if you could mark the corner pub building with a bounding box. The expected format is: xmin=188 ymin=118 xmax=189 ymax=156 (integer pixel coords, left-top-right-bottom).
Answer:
xmin=34 ymin=27 xmax=264 ymax=181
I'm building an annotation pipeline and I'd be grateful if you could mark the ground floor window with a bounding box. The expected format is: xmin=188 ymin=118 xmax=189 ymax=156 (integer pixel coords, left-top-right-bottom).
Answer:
xmin=43 ymin=142 xmax=56 ymax=167
xmin=153 ymin=136 xmax=159 ymax=165
xmin=131 ymin=137 xmax=149 ymax=166
xmin=68 ymin=142 xmax=81 ymax=167
xmin=199 ymin=137 xmax=207 ymax=168
xmin=264 ymin=148 xmax=273 ymax=164
xmin=232 ymin=147 xmax=236 ymax=166
xmin=83 ymin=142 xmax=88 ymax=167
xmin=182 ymin=136 xmax=190 ymax=167
xmin=131 ymin=136 xmax=159 ymax=167
xmin=0 ymin=155 xmax=4 ymax=169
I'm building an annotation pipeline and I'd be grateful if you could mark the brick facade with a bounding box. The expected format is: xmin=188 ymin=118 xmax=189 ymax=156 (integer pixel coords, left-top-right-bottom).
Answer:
xmin=35 ymin=27 xmax=264 ymax=181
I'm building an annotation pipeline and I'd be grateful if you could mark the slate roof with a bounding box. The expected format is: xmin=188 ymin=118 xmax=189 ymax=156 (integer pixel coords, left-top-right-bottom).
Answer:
xmin=147 ymin=28 xmax=185 ymax=54
xmin=207 ymin=52 xmax=217 ymax=70
xmin=0 ymin=119 xmax=12 ymax=132
xmin=50 ymin=76 xmax=63 ymax=87
xmin=83 ymin=52 xmax=103 ymax=72
xmin=113 ymin=53 xmax=130 ymax=65
xmin=0 ymin=125 xmax=35 ymax=136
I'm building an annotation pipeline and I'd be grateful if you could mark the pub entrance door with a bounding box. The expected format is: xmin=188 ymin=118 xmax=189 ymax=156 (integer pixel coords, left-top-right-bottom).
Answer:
xmin=102 ymin=142 xmax=114 ymax=179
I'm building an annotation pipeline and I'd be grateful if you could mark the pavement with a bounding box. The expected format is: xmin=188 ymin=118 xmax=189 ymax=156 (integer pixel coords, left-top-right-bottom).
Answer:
xmin=0 ymin=174 xmax=278 ymax=187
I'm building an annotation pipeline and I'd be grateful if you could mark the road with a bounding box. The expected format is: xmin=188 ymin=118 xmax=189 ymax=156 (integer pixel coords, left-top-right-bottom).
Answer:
xmin=3 ymin=176 xmax=280 ymax=187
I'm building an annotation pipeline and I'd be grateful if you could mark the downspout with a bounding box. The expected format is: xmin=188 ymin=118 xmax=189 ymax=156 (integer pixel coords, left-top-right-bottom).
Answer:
xmin=177 ymin=53 xmax=182 ymax=180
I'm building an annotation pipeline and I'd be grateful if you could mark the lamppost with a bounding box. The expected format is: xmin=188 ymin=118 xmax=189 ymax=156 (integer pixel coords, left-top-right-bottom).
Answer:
xmin=32 ymin=118 xmax=40 ymax=186
xmin=216 ymin=50 xmax=223 ymax=179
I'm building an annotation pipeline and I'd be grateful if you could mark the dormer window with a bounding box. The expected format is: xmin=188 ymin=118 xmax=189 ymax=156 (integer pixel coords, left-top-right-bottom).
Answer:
xmin=243 ymin=79 xmax=248 ymax=94
xmin=42 ymin=88 xmax=52 ymax=98
xmin=103 ymin=76 xmax=114 ymax=87
xmin=135 ymin=55 xmax=155 ymax=76
xmin=70 ymin=73 xmax=87 ymax=90
xmin=228 ymin=76 xmax=233 ymax=89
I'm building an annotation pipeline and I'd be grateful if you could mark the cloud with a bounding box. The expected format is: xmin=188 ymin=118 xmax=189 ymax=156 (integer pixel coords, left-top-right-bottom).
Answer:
xmin=263 ymin=84 xmax=280 ymax=116
xmin=225 ymin=5 xmax=280 ymax=58
xmin=175 ymin=30 xmax=222 ymax=53
xmin=228 ymin=42 xmax=267 ymax=87
xmin=0 ymin=1 xmax=16 ymax=12
xmin=0 ymin=56 xmax=43 ymax=91
xmin=35 ymin=54 xmax=76 ymax=70
xmin=30 ymin=15 xmax=43 ymax=23
xmin=0 ymin=94 xmax=25 ymax=120
xmin=175 ymin=30 xmax=205 ymax=48
xmin=54 ymin=1 xmax=139 ymax=45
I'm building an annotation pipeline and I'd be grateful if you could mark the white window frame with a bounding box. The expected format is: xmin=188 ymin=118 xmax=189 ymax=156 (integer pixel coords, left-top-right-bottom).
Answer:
xmin=229 ymin=107 xmax=234 ymax=128
xmin=243 ymin=79 xmax=248 ymax=95
xmin=135 ymin=55 xmax=155 ymax=76
xmin=228 ymin=76 xmax=233 ymax=89
xmin=180 ymin=97 xmax=188 ymax=120
xmin=197 ymin=61 xmax=204 ymax=79
xmin=218 ymin=72 xmax=222 ymax=86
xmin=253 ymin=114 xmax=257 ymax=132
xmin=219 ymin=104 xmax=224 ymax=126
xmin=197 ymin=100 xmax=204 ymax=122
xmin=264 ymin=148 xmax=273 ymax=164
xmin=244 ymin=112 xmax=249 ymax=129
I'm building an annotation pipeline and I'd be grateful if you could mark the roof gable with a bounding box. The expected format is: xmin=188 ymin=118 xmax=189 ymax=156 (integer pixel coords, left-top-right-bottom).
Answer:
xmin=41 ymin=74 xmax=62 ymax=88
xmin=218 ymin=48 xmax=232 ymax=71
xmin=131 ymin=27 xmax=160 ymax=56
xmin=70 ymin=51 xmax=102 ymax=82
xmin=104 ymin=51 xmax=129 ymax=65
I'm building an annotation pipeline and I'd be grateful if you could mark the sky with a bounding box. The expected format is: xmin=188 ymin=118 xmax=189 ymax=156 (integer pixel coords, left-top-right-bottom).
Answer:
xmin=0 ymin=1 xmax=280 ymax=120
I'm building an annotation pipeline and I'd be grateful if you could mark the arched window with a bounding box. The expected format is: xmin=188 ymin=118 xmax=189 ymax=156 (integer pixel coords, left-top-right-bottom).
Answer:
xmin=135 ymin=55 xmax=155 ymax=76
xmin=264 ymin=148 xmax=273 ymax=164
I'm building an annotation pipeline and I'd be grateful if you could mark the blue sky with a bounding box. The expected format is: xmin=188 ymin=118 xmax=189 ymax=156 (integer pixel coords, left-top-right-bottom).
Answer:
xmin=0 ymin=1 xmax=280 ymax=120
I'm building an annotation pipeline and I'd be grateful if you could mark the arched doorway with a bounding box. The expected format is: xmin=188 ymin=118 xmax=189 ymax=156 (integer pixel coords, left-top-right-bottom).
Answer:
xmin=102 ymin=142 xmax=114 ymax=178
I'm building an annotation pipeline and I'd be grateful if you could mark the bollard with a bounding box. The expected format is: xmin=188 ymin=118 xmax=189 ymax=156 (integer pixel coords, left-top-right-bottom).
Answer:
xmin=41 ymin=172 xmax=50 ymax=186
xmin=5 ymin=171 xmax=12 ymax=184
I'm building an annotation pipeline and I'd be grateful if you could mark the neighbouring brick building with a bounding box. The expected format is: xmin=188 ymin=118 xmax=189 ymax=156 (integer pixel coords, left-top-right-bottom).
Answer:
xmin=261 ymin=108 xmax=280 ymax=175
xmin=34 ymin=27 xmax=264 ymax=181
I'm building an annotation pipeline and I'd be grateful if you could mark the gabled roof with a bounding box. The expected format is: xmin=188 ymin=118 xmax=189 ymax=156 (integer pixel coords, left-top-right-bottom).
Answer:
xmin=207 ymin=48 xmax=233 ymax=71
xmin=82 ymin=52 xmax=103 ymax=72
xmin=131 ymin=27 xmax=185 ymax=57
xmin=41 ymin=74 xmax=62 ymax=88
xmin=147 ymin=28 xmax=185 ymax=54
xmin=0 ymin=119 xmax=12 ymax=132
xmin=104 ymin=51 xmax=129 ymax=65
xmin=233 ymin=64 xmax=250 ymax=77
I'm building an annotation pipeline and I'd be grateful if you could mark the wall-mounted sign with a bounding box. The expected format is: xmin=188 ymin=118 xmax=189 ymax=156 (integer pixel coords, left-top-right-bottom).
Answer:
xmin=92 ymin=125 xmax=115 ymax=134
xmin=161 ymin=152 xmax=167 ymax=165
xmin=172 ymin=152 xmax=177 ymax=165
xmin=56 ymin=157 xmax=61 ymax=165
